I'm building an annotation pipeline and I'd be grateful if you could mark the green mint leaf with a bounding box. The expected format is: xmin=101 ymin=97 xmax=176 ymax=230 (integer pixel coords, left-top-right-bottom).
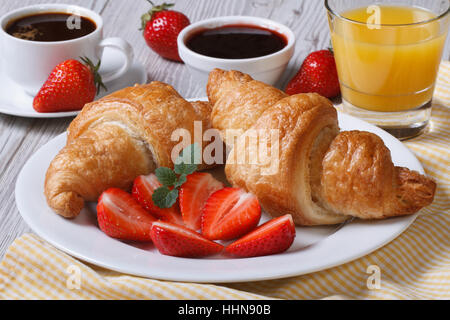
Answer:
xmin=166 ymin=189 xmax=179 ymax=208
xmin=155 ymin=167 xmax=177 ymax=187
xmin=152 ymin=187 xmax=179 ymax=209
xmin=174 ymin=162 xmax=197 ymax=176
xmin=152 ymin=187 xmax=171 ymax=209
xmin=152 ymin=144 xmax=202 ymax=209
xmin=174 ymin=174 xmax=187 ymax=189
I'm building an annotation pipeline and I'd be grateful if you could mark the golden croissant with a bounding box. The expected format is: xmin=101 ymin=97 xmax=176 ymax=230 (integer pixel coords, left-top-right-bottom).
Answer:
xmin=207 ymin=69 xmax=436 ymax=226
xmin=45 ymin=82 xmax=213 ymax=219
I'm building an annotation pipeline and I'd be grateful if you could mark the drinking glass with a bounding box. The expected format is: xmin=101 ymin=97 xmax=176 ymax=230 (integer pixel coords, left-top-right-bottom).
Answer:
xmin=326 ymin=0 xmax=450 ymax=140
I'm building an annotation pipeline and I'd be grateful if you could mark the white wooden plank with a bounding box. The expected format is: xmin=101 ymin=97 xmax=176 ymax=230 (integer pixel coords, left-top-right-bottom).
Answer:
xmin=0 ymin=0 xmax=109 ymax=13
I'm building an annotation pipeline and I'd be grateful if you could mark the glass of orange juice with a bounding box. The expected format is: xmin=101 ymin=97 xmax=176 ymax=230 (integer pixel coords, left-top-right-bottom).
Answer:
xmin=326 ymin=0 xmax=450 ymax=140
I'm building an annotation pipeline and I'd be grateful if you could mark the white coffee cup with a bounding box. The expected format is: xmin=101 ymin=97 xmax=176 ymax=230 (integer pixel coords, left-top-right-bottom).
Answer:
xmin=0 ymin=4 xmax=134 ymax=96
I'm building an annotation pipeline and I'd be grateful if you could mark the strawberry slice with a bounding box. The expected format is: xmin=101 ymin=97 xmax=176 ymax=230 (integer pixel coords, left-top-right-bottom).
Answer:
xmin=179 ymin=172 xmax=225 ymax=230
xmin=150 ymin=221 xmax=224 ymax=258
xmin=97 ymin=188 xmax=157 ymax=241
xmin=132 ymin=174 xmax=183 ymax=225
xmin=202 ymin=188 xmax=261 ymax=241
xmin=225 ymin=215 xmax=296 ymax=258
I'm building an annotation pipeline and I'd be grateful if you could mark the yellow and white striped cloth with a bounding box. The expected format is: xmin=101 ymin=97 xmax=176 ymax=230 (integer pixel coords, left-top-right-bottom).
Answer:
xmin=0 ymin=63 xmax=449 ymax=300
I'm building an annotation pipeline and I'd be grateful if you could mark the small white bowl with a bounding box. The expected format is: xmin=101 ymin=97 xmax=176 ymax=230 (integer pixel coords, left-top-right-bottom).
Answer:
xmin=178 ymin=16 xmax=296 ymax=86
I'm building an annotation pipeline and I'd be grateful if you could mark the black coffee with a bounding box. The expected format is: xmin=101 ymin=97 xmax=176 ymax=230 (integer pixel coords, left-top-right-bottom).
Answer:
xmin=6 ymin=12 xmax=96 ymax=42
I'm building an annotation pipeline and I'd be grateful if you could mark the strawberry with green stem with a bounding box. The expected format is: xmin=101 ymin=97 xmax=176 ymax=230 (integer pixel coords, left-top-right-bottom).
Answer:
xmin=140 ymin=0 xmax=190 ymax=62
xmin=33 ymin=57 xmax=106 ymax=113
xmin=285 ymin=49 xmax=340 ymax=99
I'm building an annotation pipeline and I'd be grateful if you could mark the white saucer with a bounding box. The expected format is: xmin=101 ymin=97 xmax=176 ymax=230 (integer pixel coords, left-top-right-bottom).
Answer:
xmin=0 ymin=47 xmax=147 ymax=118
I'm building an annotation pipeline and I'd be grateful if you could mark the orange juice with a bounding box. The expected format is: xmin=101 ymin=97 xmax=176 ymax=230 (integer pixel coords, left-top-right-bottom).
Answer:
xmin=330 ymin=5 xmax=447 ymax=112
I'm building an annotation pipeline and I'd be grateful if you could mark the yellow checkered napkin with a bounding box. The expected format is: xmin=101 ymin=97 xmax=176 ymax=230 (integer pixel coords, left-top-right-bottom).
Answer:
xmin=1 ymin=63 xmax=449 ymax=301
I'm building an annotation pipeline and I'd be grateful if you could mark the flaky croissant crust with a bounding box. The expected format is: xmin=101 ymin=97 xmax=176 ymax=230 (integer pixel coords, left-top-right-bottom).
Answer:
xmin=45 ymin=82 xmax=213 ymax=219
xmin=207 ymin=69 xmax=436 ymax=225
xmin=68 ymin=82 xmax=212 ymax=169
xmin=320 ymin=131 xmax=436 ymax=219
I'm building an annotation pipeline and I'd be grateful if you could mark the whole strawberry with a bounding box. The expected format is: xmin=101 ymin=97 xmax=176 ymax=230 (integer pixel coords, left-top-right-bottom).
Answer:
xmin=285 ymin=49 xmax=341 ymax=99
xmin=33 ymin=57 xmax=105 ymax=113
xmin=141 ymin=1 xmax=190 ymax=62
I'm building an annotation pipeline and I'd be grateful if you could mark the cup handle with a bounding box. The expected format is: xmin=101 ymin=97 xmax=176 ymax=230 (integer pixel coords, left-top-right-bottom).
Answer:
xmin=97 ymin=37 xmax=134 ymax=83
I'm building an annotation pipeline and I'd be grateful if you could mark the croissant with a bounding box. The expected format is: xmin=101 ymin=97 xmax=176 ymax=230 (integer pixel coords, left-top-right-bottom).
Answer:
xmin=45 ymin=82 xmax=213 ymax=219
xmin=207 ymin=69 xmax=436 ymax=226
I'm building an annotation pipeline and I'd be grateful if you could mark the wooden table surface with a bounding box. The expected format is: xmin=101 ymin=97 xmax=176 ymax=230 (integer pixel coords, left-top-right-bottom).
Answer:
xmin=0 ymin=0 xmax=449 ymax=259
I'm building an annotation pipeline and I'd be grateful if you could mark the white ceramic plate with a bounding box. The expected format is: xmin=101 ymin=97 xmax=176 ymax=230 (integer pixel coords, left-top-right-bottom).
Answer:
xmin=0 ymin=47 xmax=147 ymax=118
xmin=15 ymin=109 xmax=422 ymax=283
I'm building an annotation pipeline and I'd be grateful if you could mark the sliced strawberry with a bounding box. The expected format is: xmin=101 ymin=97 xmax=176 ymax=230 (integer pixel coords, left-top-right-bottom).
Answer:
xmin=132 ymin=174 xmax=183 ymax=225
xmin=225 ymin=215 xmax=296 ymax=258
xmin=202 ymin=188 xmax=261 ymax=241
xmin=97 ymin=188 xmax=157 ymax=241
xmin=150 ymin=221 xmax=224 ymax=258
xmin=179 ymin=172 xmax=225 ymax=230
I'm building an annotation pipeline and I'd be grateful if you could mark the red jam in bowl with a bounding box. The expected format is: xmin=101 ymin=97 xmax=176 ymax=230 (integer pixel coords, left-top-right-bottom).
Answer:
xmin=186 ymin=24 xmax=288 ymax=59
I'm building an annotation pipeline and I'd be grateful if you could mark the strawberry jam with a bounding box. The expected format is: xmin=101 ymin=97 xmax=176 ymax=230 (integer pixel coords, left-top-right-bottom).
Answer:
xmin=186 ymin=24 xmax=287 ymax=59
